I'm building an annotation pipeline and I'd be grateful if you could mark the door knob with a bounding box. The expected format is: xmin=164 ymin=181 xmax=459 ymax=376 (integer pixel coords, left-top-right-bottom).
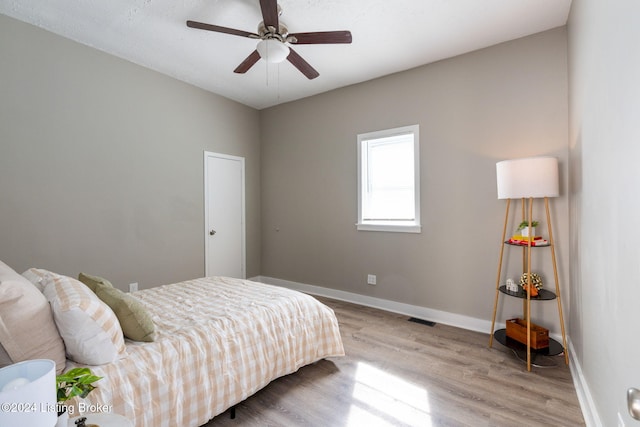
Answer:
xmin=629 ymin=388 xmax=640 ymax=420
xmin=209 ymin=230 xmax=216 ymax=236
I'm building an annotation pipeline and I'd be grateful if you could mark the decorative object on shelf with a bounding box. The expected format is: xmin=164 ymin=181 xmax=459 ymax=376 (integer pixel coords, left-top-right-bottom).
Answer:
xmin=508 ymin=220 xmax=549 ymax=246
xmin=0 ymin=359 xmax=57 ymax=427
xmin=490 ymin=156 xmax=568 ymax=371
xmin=505 ymin=278 xmax=519 ymax=293
xmin=522 ymin=283 xmax=538 ymax=297
xmin=520 ymin=272 xmax=543 ymax=294
xmin=517 ymin=220 xmax=539 ymax=237
xmin=505 ymin=318 xmax=549 ymax=349
xmin=507 ymin=236 xmax=549 ymax=246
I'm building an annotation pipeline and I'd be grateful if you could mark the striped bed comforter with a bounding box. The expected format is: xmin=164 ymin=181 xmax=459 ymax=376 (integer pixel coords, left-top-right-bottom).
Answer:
xmin=65 ymin=277 xmax=344 ymax=426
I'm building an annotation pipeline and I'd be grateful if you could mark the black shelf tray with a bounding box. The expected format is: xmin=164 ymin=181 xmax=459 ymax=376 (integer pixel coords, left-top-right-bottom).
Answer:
xmin=505 ymin=241 xmax=550 ymax=247
xmin=494 ymin=329 xmax=564 ymax=357
xmin=499 ymin=285 xmax=556 ymax=300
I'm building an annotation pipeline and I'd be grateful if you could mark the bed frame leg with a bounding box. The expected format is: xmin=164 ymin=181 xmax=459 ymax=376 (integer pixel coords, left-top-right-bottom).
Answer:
xmin=230 ymin=405 xmax=236 ymax=419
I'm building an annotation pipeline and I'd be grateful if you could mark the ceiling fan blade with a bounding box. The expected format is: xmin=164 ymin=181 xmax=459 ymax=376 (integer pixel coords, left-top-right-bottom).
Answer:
xmin=234 ymin=50 xmax=262 ymax=74
xmin=289 ymin=31 xmax=353 ymax=45
xmin=287 ymin=48 xmax=319 ymax=80
xmin=259 ymin=0 xmax=279 ymax=29
xmin=186 ymin=20 xmax=258 ymax=38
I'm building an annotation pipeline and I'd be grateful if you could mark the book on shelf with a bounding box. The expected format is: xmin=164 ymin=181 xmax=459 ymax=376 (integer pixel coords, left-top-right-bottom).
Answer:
xmin=507 ymin=235 xmax=549 ymax=246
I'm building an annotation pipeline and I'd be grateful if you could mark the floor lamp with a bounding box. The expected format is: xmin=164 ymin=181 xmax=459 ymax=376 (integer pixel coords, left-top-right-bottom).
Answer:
xmin=489 ymin=156 xmax=568 ymax=371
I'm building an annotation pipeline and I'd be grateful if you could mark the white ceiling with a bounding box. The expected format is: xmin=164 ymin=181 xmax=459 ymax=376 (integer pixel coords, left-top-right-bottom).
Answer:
xmin=0 ymin=0 xmax=571 ymax=110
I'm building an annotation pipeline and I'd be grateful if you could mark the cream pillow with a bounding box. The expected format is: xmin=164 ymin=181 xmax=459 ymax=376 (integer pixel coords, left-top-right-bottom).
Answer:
xmin=94 ymin=282 xmax=156 ymax=342
xmin=43 ymin=274 xmax=126 ymax=365
xmin=0 ymin=260 xmax=66 ymax=374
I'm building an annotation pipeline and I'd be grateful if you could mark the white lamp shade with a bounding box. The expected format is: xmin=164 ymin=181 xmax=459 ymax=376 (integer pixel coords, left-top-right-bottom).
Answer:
xmin=256 ymin=39 xmax=290 ymax=63
xmin=496 ymin=156 xmax=559 ymax=199
xmin=0 ymin=359 xmax=57 ymax=426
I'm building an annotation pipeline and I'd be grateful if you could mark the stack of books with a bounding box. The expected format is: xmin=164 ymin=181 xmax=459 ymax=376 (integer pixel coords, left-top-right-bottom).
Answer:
xmin=507 ymin=235 xmax=549 ymax=246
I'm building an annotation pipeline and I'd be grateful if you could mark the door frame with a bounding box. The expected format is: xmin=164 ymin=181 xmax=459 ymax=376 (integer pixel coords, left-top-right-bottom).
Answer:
xmin=203 ymin=151 xmax=246 ymax=278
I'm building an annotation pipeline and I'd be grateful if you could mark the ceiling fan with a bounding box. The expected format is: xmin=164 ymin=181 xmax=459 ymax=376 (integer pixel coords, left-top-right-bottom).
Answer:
xmin=186 ymin=0 xmax=352 ymax=80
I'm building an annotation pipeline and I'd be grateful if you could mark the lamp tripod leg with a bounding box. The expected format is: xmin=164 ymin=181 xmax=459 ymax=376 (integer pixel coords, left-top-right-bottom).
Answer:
xmin=545 ymin=197 xmax=569 ymax=365
xmin=489 ymin=199 xmax=510 ymax=347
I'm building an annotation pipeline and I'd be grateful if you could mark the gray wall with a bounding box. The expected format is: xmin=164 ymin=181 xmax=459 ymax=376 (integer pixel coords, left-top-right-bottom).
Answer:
xmin=568 ymin=0 xmax=640 ymax=425
xmin=260 ymin=28 xmax=570 ymax=327
xmin=0 ymin=14 xmax=261 ymax=289
xmin=6 ymin=3 xmax=639 ymax=422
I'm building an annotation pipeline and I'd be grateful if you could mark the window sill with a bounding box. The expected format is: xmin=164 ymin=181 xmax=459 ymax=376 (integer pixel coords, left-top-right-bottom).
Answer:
xmin=356 ymin=223 xmax=422 ymax=233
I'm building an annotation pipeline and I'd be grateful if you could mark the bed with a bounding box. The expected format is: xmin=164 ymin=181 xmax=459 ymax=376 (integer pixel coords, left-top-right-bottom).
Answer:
xmin=0 ymin=261 xmax=344 ymax=427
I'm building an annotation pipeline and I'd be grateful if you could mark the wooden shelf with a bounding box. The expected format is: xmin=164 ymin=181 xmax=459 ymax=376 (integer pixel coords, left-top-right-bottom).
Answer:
xmin=489 ymin=197 xmax=569 ymax=370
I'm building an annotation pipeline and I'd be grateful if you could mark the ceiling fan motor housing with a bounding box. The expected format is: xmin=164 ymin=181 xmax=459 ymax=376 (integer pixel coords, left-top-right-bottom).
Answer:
xmin=257 ymin=22 xmax=298 ymax=44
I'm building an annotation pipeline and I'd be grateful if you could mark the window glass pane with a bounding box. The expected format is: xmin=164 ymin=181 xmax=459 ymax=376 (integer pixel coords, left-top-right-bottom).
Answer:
xmin=357 ymin=124 xmax=420 ymax=233
xmin=363 ymin=134 xmax=415 ymax=220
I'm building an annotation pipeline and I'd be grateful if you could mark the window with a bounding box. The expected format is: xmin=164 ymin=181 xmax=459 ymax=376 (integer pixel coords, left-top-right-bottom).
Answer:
xmin=357 ymin=125 xmax=420 ymax=233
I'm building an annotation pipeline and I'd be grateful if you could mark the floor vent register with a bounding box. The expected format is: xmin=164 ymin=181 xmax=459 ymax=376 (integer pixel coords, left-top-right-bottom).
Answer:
xmin=408 ymin=317 xmax=436 ymax=327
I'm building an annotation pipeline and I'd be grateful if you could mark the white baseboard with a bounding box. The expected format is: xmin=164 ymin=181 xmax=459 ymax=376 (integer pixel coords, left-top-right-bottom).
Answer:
xmin=250 ymin=275 xmax=599 ymax=426
xmin=568 ymin=340 xmax=602 ymax=427
xmin=252 ymin=275 xmax=493 ymax=334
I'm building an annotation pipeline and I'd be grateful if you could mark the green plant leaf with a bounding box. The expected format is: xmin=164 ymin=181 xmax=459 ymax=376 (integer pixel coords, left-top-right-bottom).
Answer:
xmin=56 ymin=368 xmax=102 ymax=403
xmin=517 ymin=220 xmax=539 ymax=230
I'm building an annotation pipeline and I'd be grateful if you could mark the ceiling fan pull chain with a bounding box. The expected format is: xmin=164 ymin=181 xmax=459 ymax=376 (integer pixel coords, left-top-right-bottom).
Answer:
xmin=265 ymin=61 xmax=269 ymax=87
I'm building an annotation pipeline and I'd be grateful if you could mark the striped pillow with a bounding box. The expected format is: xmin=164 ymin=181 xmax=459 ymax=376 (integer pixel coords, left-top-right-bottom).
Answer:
xmin=21 ymin=267 xmax=53 ymax=292
xmin=42 ymin=274 xmax=126 ymax=365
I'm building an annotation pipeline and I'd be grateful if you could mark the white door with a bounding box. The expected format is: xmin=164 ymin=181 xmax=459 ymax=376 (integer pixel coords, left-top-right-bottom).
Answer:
xmin=204 ymin=151 xmax=245 ymax=278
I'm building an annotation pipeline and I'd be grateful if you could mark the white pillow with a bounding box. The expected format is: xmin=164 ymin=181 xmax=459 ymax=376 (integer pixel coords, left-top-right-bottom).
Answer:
xmin=42 ymin=274 xmax=126 ymax=365
xmin=21 ymin=267 xmax=53 ymax=292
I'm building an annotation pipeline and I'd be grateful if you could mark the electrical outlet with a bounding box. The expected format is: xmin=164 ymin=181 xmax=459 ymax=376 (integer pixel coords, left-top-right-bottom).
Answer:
xmin=129 ymin=282 xmax=138 ymax=293
xmin=367 ymin=274 xmax=377 ymax=285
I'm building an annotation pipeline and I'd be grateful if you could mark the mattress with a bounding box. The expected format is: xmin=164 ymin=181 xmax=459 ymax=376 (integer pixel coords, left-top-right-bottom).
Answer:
xmin=65 ymin=276 xmax=344 ymax=426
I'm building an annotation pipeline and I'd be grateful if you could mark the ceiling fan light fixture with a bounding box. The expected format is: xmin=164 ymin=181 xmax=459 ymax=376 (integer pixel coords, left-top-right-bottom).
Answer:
xmin=256 ymin=39 xmax=290 ymax=63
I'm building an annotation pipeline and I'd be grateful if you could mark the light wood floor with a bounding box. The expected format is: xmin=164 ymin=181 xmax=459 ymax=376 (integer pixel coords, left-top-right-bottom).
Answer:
xmin=203 ymin=297 xmax=585 ymax=427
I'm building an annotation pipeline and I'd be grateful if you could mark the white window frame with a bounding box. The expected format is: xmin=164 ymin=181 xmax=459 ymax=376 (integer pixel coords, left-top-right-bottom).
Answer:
xmin=357 ymin=124 xmax=421 ymax=233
